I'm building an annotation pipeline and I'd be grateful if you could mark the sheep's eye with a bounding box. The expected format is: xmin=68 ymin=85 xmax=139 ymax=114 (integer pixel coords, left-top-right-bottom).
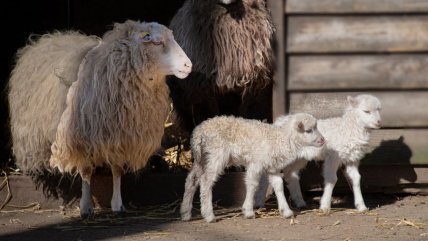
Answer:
xmin=141 ymin=32 xmax=151 ymax=41
xmin=364 ymin=110 xmax=371 ymax=114
xmin=305 ymin=129 xmax=313 ymax=134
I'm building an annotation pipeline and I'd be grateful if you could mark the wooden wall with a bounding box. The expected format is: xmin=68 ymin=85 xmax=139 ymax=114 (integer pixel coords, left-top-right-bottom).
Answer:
xmin=268 ymin=0 xmax=428 ymax=170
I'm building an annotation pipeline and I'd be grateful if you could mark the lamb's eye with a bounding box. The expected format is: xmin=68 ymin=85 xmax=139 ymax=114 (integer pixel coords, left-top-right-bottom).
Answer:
xmin=364 ymin=110 xmax=371 ymax=114
xmin=305 ymin=129 xmax=313 ymax=134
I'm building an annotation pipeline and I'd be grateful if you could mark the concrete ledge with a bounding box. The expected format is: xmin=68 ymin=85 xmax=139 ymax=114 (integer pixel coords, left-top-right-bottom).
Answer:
xmin=1 ymin=164 xmax=427 ymax=210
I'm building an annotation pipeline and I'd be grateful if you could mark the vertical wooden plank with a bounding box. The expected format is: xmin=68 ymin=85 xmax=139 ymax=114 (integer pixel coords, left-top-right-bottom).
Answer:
xmin=267 ymin=0 xmax=286 ymax=120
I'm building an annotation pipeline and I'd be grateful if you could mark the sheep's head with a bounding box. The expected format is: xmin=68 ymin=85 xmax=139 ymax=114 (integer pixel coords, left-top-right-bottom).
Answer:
xmin=346 ymin=94 xmax=382 ymax=129
xmin=107 ymin=20 xmax=192 ymax=79
xmin=218 ymin=0 xmax=236 ymax=4
xmin=289 ymin=113 xmax=325 ymax=148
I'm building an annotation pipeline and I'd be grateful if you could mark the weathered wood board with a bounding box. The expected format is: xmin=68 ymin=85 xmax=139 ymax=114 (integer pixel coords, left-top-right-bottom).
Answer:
xmin=287 ymin=16 xmax=428 ymax=53
xmin=288 ymin=55 xmax=428 ymax=90
xmin=286 ymin=0 xmax=428 ymax=14
xmin=288 ymin=92 xmax=428 ymax=127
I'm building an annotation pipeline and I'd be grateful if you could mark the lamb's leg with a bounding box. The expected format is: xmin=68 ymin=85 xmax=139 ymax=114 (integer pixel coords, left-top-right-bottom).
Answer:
xmin=268 ymin=173 xmax=294 ymax=218
xmin=79 ymin=165 xmax=94 ymax=218
xmin=242 ymin=165 xmax=263 ymax=219
xmin=345 ymin=164 xmax=368 ymax=211
xmin=180 ymin=163 xmax=202 ymax=221
xmin=284 ymin=159 xmax=309 ymax=208
xmin=320 ymin=157 xmax=342 ymax=212
xmin=111 ymin=165 xmax=125 ymax=213
xmin=254 ymin=174 xmax=270 ymax=208
xmin=199 ymin=169 xmax=220 ymax=223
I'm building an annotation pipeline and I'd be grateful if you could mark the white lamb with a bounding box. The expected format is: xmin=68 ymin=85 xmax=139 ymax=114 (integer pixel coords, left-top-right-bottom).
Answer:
xmin=180 ymin=113 xmax=325 ymax=223
xmin=256 ymin=94 xmax=382 ymax=212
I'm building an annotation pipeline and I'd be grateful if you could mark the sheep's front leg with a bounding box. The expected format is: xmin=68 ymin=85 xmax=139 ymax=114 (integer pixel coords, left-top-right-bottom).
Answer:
xmin=345 ymin=164 xmax=368 ymax=211
xmin=268 ymin=173 xmax=293 ymax=218
xmin=320 ymin=157 xmax=342 ymax=212
xmin=79 ymin=165 xmax=94 ymax=218
xmin=111 ymin=165 xmax=125 ymax=213
xmin=242 ymin=165 xmax=263 ymax=219
xmin=283 ymin=159 xmax=309 ymax=208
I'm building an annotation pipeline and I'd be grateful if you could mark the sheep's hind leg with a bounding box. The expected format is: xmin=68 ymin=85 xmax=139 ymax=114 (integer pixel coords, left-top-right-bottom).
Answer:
xmin=269 ymin=173 xmax=294 ymax=218
xmin=79 ymin=165 xmax=94 ymax=218
xmin=345 ymin=164 xmax=368 ymax=212
xmin=111 ymin=165 xmax=125 ymax=213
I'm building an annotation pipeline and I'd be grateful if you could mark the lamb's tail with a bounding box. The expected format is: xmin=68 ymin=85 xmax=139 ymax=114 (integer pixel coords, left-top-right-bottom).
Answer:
xmin=180 ymin=130 xmax=204 ymax=221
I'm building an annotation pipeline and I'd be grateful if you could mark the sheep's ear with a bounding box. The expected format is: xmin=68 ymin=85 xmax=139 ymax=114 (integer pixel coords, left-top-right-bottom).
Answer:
xmin=347 ymin=96 xmax=358 ymax=108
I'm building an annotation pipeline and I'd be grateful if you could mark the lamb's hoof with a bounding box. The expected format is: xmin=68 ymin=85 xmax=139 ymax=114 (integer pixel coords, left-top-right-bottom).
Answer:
xmin=243 ymin=212 xmax=256 ymax=219
xmin=280 ymin=209 xmax=294 ymax=219
xmin=204 ymin=215 xmax=217 ymax=223
xmin=319 ymin=208 xmax=331 ymax=214
xmin=181 ymin=212 xmax=192 ymax=221
xmin=80 ymin=207 xmax=94 ymax=219
xmin=356 ymin=205 xmax=368 ymax=212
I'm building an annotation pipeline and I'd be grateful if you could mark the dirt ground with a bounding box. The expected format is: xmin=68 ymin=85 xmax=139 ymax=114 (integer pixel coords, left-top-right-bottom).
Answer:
xmin=0 ymin=193 xmax=427 ymax=241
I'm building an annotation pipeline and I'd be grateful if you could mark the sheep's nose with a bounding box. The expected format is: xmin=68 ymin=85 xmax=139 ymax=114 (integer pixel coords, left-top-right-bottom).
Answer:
xmin=377 ymin=120 xmax=382 ymax=126
xmin=319 ymin=137 xmax=325 ymax=145
xmin=184 ymin=61 xmax=192 ymax=69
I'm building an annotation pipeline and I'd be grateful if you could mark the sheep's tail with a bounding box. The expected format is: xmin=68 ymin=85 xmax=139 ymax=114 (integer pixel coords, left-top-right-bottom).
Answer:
xmin=180 ymin=130 xmax=204 ymax=221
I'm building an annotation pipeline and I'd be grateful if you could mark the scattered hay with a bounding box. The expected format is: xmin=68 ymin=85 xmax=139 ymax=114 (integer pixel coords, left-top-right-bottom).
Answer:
xmin=0 ymin=171 xmax=12 ymax=210
xmin=395 ymin=218 xmax=426 ymax=229
xmin=332 ymin=220 xmax=341 ymax=226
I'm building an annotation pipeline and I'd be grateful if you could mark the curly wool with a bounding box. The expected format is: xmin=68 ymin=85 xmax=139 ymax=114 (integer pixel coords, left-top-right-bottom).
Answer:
xmin=170 ymin=0 xmax=274 ymax=90
xmin=50 ymin=21 xmax=171 ymax=173
xmin=8 ymin=32 xmax=100 ymax=174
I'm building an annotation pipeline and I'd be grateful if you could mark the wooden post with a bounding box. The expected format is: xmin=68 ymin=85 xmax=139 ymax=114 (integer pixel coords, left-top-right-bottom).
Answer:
xmin=267 ymin=0 xmax=286 ymax=120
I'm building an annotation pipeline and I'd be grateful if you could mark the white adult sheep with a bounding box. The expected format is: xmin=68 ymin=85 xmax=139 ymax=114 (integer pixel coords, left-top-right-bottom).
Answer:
xmin=180 ymin=113 xmax=325 ymax=223
xmin=8 ymin=20 xmax=192 ymax=217
xmin=256 ymin=94 xmax=382 ymax=212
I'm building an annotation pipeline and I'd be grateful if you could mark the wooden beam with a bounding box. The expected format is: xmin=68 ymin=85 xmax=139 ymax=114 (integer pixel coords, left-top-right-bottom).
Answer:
xmin=289 ymin=91 xmax=428 ymax=127
xmin=287 ymin=16 xmax=428 ymax=53
xmin=286 ymin=0 xmax=428 ymax=14
xmin=288 ymin=55 xmax=428 ymax=90
xmin=267 ymin=0 xmax=286 ymax=119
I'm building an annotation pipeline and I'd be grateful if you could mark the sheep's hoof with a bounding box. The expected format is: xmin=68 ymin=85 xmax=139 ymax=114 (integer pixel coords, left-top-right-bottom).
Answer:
xmin=80 ymin=207 xmax=94 ymax=219
xmin=112 ymin=205 xmax=126 ymax=213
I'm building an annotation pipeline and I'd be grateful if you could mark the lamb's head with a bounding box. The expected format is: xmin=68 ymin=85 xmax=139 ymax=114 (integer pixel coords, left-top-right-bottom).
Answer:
xmin=106 ymin=20 xmax=192 ymax=79
xmin=288 ymin=113 xmax=325 ymax=148
xmin=346 ymin=94 xmax=382 ymax=129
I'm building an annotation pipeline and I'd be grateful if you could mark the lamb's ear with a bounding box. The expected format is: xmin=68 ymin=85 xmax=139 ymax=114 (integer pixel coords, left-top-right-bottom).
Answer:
xmin=347 ymin=96 xmax=358 ymax=108
xmin=295 ymin=121 xmax=305 ymax=132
